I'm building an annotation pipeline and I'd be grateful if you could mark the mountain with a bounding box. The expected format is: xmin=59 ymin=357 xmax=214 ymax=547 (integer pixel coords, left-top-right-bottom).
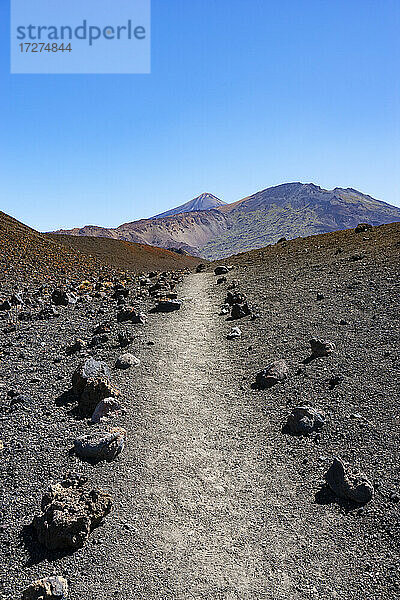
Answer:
xmin=151 ymin=193 xmax=226 ymax=219
xmin=52 ymin=183 xmax=400 ymax=259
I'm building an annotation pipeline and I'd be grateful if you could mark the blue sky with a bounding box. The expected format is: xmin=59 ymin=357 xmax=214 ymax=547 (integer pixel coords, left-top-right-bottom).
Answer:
xmin=0 ymin=0 xmax=399 ymax=231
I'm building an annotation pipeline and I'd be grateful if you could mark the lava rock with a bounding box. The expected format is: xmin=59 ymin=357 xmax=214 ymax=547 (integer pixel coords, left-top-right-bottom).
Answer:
xmin=256 ymin=359 xmax=289 ymax=388
xmin=214 ymin=266 xmax=229 ymax=275
xmin=91 ymin=397 xmax=123 ymax=424
xmin=74 ymin=427 xmax=126 ymax=463
xmin=355 ymin=223 xmax=373 ymax=233
xmin=115 ymin=353 xmax=140 ymax=369
xmin=117 ymin=307 xmax=147 ymax=324
xmin=324 ymin=457 xmax=374 ymax=503
xmin=0 ymin=299 xmax=11 ymax=311
xmin=51 ymin=289 xmax=77 ymax=307
xmin=33 ymin=473 xmax=112 ymax=550
xmin=227 ymin=326 xmax=242 ymax=340
xmin=231 ymin=302 xmax=251 ymax=320
xmin=286 ymin=406 xmax=325 ymax=435
xmin=216 ymin=277 xmax=227 ymax=284
xmin=22 ymin=576 xmax=68 ymax=599
xmin=225 ymin=291 xmax=247 ymax=306
xmin=155 ymin=299 xmax=182 ymax=312
xmin=196 ymin=263 xmax=206 ymax=273
xmin=310 ymin=337 xmax=336 ymax=357
xmin=66 ymin=338 xmax=86 ymax=356
xmin=72 ymin=358 xmax=120 ymax=414
xmin=118 ymin=332 xmax=134 ymax=348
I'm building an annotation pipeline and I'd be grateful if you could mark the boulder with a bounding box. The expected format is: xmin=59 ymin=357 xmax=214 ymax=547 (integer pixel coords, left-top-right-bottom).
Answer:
xmin=115 ymin=353 xmax=141 ymax=370
xmin=324 ymin=457 xmax=374 ymax=503
xmin=51 ymin=289 xmax=77 ymax=307
xmin=256 ymin=359 xmax=288 ymax=388
xmin=74 ymin=427 xmax=126 ymax=463
xmin=22 ymin=576 xmax=68 ymax=600
xmin=216 ymin=277 xmax=227 ymax=284
xmin=65 ymin=338 xmax=86 ymax=356
xmin=196 ymin=263 xmax=206 ymax=273
xmin=310 ymin=337 xmax=336 ymax=357
xmin=72 ymin=358 xmax=120 ymax=414
xmin=155 ymin=299 xmax=182 ymax=312
xmin=286 ymin=406 xmax=325 ymax=435
xmin=231 ymin=302 xmax=251 ymax=320
xmin=117 ymin=307 xmax=147 ymax=324
xmin=355 ymin=223 xmax=373 ymax=233
xmin=214 ymin=266 xmax=228 ymax=275
xmin=91 ymin=397 xmax=123 ymax=424
xmin=0 ymin=299 xmax=11 ymax=311
xmin=118 ymin=332 xmax=134 ymax=347
xmin=33 ymin=473 xmax=112 ymax=550
xmin=225 ymin=291 xmax=246 ymax=306
xmin=227 ymin=326 xmax=242 ymax=340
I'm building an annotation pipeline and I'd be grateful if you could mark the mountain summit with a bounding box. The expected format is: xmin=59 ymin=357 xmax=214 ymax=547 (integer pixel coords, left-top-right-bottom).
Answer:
xmin=151 ymin=193 xmax=225 ymax=219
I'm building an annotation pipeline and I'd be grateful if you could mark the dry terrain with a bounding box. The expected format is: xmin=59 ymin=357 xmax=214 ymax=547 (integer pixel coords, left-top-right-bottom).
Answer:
xmin=0 ymin=219 xmax=399 ymax=599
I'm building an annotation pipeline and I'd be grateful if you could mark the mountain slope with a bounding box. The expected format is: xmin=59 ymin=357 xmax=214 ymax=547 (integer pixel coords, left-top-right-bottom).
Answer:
xmin=201 ymin=183 xmax=400 ymax=258
xmin=52 ymin=183 xmax=400 ymax=259
xmin=151 ymin=193 xmax=225 ymax=219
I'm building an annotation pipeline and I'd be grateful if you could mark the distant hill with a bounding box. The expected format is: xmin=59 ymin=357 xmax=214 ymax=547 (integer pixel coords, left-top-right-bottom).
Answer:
xmin=52 ymin=183 xmax=400 ymax=259
xmin=151 ymin=193 xmax=225 ymax=219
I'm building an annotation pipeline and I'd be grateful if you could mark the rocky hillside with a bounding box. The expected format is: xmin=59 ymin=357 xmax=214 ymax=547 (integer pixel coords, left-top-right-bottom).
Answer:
xmin=151 ymin=192 xmax=225 ymax=219
xmin=52 ymin=183 xmax=400 ymax=259
xmin=0 ymin=211 xmax=200 ymax=293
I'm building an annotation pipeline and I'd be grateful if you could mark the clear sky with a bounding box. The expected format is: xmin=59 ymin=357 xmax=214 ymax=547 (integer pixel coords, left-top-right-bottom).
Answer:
xmin=0 ymin=0 xmax=399 ymax=231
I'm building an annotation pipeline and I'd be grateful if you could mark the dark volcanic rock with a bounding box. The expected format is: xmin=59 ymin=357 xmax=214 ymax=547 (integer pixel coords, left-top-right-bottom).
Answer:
xmin=214 ymin=266 xmax=229 ymax=275
xmin=231 ymin=302 xmax=251 ymax=320
xmin=22 ymin=576 xmax=68 ymax=599
xmin=355 ymin=223 xmax=373 ymax=233
xmin=51 ymin=288 xmax=77 ymax=307
xmin=117 ymin=306 xmax=147 ymax=324
xmin=33 ymin=473 xmax=113 ymax=550
xmin=310 ymin=337 xmax=336 ymax=357
xmin=256 ymin=359 xmax=289 ymax=388
xmin=196 ymin=263 xmax=206 ymax=273
xmin=324 ymin=457 xmax=374 ymax=503
xmin=74 ymin=427 xmax=126 ymax=463
xmin=225 ymin=291 xmax=247 ymax=306
xmin=285 ymin=406 xmax=325 ymax=435
xmin=155 ymin=299 xmax=182 ymax=312
xmin=91 ymin=397 xmax=123 ymax=424
xmin=216 ymin=276 xmax=227 ymax=284
xmin=72 ymin=358 xmax=120 ymax=414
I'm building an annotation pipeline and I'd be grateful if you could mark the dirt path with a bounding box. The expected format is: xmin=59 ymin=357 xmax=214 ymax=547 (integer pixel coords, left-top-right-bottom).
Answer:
xmin=96 ymin=272 xmax=301 ymax=600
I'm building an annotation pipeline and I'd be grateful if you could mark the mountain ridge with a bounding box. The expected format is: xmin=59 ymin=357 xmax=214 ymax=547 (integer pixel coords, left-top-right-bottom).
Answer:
xmin=52 ymin=182 xmax=400 ymax=259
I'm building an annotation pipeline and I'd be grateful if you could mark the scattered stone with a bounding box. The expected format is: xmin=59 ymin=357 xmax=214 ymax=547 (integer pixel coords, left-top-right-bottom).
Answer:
xmin=355 ymin=223 xmax=373 ymax=233
xmin=33 ymin=472 xmax=112 ymax=550
xmin=195 ymin=263 xmax=206 ymax=273
xmin=285 ymin=406 xmax=325 ymax=435
xmin=118 ymin=332 xmax=134 ymax=347
xmin=225 ymin=291 xmax=246 ymax=305
xmin=117 ymin=306 xmax=147 ymax=324
xmin=214 ymin=266 xmax=228 ymax=275
xmin=231 ymin=302 xmax=251 ymax=319
xmin=74 ymin=427 xmax=126 ymax=463
xmin=329 ymin=374 xmax=344 ymax=389
xmin=316 ymin=292 xmax=325 ymax=301
xmin=310 ymin=337 xmax=335 ymax=357
xmin=256 ymin=359 xmax=289 ymax=388
xmin=72 ymin=358 xmax=120 ymax=414
xmin=89 ymin=334 xmax=109 ymax=347
xmin=22 ymin=576 xmax=68 ymax=600
xmin=216 ymin=277 xmax=227 ymax=284
xmin=38 ymin=306 xmax=59 ymax=320
xmin=66 ymin=338 xmax=86 ymax=356
xmin=219 ymin=304 xmax=230 ymax=315
xmin=277 ymin=237 xmax=287 ymax=243
xmin=155 ymin=299 xmax=182 ymax=312
xmin=227 ymin=326 xmax=242 ymax=340
xmin=324 ymin=457 xmax=374 ymax=503
xmin=91 ymin=397 xmax=123 ymax=424
xmin=51 ymin=289 xmax=77 ymax=307
xmin=0 ymin=299 xmax=11 ymax=311
xmin=115 ymin=353 xmax=140 ymax=369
